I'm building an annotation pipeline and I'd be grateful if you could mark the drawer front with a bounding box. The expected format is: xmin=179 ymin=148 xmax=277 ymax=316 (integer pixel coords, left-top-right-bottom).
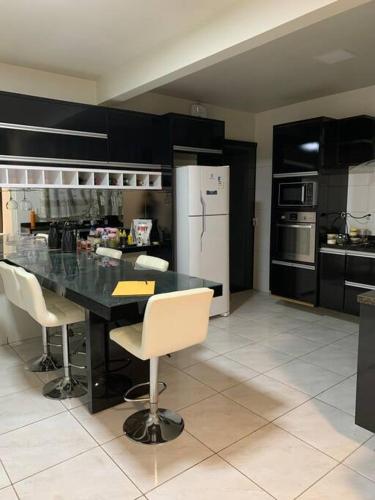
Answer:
xmin=346 ymin=256 xmax=375 ymax=287
xmin=270 ymin=262 xmax=316 ymax=304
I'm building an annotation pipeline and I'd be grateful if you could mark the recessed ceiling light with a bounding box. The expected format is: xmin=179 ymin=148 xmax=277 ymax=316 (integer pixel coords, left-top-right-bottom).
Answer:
xmin=314 ymin=49 xmax=355 ymax=64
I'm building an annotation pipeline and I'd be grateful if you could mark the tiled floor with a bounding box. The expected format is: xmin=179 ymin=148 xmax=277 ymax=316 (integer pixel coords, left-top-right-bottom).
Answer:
xmin=0 ymin=291 xmax=373 ymax=499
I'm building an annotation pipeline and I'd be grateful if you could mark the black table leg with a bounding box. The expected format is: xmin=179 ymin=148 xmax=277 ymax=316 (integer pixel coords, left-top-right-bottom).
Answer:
xmin=85 ymin=310 xmax=149 ymax=414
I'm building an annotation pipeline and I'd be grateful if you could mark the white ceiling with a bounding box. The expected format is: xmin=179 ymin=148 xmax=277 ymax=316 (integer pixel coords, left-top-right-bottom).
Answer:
xmin=0 ymin=0 xmax=240 ymax=79
xmin=154 ymin=1 xmax=375 ymax=112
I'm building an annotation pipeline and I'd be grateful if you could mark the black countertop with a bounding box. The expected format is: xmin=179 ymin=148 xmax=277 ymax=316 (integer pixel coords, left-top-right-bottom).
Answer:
xmin=3 ymin=249 xmax=222 ymax=320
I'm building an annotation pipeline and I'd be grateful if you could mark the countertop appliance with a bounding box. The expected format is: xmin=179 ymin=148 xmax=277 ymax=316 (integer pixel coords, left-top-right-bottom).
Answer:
xmin=274 ymin=211 xmax=316 ymax=264
xmin=176 ymin=164 xmax=230 ymax=316
xmin=278 ymin=180 xmax=317 ymax=207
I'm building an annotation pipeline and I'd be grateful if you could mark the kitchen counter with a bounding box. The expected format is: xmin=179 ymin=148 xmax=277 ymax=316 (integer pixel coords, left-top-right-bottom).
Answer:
xmin=357 ymin=290 xmax=375 ymax=306
xmin=320 ymin=243 xmax=375 ymax=256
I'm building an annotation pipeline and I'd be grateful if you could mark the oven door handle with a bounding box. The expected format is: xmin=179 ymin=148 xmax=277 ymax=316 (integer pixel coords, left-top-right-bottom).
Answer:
xmin=276 ymin=223 xmax=313 ymax=229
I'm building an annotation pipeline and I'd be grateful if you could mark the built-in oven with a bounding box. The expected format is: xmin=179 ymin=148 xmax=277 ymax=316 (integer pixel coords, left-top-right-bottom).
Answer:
xmin=277 ymin=180 xmax=317 ymax=207
xmin=274 ymin=211 xmax=316 ymax=264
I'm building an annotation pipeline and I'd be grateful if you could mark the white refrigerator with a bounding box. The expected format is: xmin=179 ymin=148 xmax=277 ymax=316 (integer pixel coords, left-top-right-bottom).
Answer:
xmin=176 ymin=165 xmax=230 ymax=317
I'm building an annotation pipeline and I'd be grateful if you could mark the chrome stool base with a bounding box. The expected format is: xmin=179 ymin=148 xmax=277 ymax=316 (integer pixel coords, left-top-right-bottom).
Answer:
xmin=43 ymin=375 xmax=87 ymax=400
xmin=27 ymin=354 xmax=61 ymax=373
xmin=123 ymin=408 xmax=184 ymax=444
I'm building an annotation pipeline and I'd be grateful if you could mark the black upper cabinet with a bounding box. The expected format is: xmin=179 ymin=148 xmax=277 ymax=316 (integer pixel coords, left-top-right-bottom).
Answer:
xmin=273 ymin=117 xmax=337 ymax=174
xmin=0 ymin=91 xmax=106 ymax=133
xmin=107 ymin=109 xmax=156 ymax=164
xmin=165 ymin=113 xmax=224 ymax=151
xmin=338 ymin=115 xmax=375 ymax=166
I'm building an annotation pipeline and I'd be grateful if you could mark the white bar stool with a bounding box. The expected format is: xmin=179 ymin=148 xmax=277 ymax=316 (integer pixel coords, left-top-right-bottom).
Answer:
xmin=110 ymin=287 xmax=213 ymax=444
xmin=135 ymin=255 xmax=169 ymax=272
xmin=0 ymin=261 xmax=61 ymax=372
xmin=14 ymin=266 xmax=87 ymax=399
xmin=96 ymin=247 xmax=122 ymax=260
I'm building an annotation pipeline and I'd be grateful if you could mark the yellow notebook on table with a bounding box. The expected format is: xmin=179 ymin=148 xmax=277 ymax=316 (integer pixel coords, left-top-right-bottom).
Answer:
xmin=112 ymin=280 xmax=155 ymax=296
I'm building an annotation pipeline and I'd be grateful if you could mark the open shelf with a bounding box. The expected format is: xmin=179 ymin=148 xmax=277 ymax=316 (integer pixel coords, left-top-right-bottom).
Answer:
xmin=123 ymin=173 xmax=136 ymax=188
xmin=136 ymin=173 xmax=149 ymax=188
xmin=94 ymin=172 xmax=109 ymax=187
xmin=62 ymin=170 xmax=79 ymax=186
xmin=27 ymin=169 xmax=44 ymax=185
xmin=78 ymin=171 xmax=94 ymax=186
xmin=44 ymin=170 xmax=62 ymax=186
xmin=8 ymin=169 xmax=27 ymax=185
xmin=0 ymin=166 xmax=162 ymax=191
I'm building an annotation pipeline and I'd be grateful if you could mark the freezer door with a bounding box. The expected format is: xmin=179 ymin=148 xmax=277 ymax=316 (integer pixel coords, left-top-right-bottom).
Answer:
xmin=201 ymin=165 xmax=229 ymax=215
xmin=187 ymin=214 xmax=229 ymax=316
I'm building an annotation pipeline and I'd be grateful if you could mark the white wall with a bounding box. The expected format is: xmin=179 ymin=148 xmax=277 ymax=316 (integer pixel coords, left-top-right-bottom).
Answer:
xmin=254 ymin=83 xmax=375 ymax=292
xmin=0 ymin=62 xmax=97 ymax=104
xmin=115 ymin=92 xmax=255 ymax=142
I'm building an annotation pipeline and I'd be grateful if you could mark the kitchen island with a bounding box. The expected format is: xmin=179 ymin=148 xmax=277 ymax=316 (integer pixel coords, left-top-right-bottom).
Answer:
xmin=3 ymin=249 xmax=222 ymax=413
xmin=356 ymin=291 xmax=375 ymax=432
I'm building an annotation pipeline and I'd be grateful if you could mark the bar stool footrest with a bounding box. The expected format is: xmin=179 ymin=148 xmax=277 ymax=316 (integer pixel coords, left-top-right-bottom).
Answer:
xmin=124 ymin=381 xmax=167 ymax=403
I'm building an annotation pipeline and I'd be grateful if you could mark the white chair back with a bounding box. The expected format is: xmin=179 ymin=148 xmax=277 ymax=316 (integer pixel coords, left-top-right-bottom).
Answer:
xmin=140 ymin=288 xmax=213 ymax=359
xmin=135 ymin=255 xmax=169 ymax=272
xmin=96 ymin=247 xmax=122 ymax=260
xmin=13 ymin=267 xmax=48 ymax=324
xmin=0 ymin=261 xmax=24 ymax=309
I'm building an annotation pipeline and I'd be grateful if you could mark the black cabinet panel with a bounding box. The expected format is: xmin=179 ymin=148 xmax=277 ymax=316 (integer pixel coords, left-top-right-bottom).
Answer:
xmin=166 ymin=114 xmax=224 ymax=150
xmin=0 ymin=91 xmax=106 ymax=132
xmin=224 ymin=140 xmax=256 ymax=292
xmin=339 ymin=115 xmax=375 ymax=166
xmin=273 ymin=117 xmax=337 ymax=174
xmin=346 ymin=256 xmax=375 ymax=286
xmin=319 ymin=253 xmax=345 ymax=311
xmin=0 ymin=129 xmax=107 ymax=161
xmin=107 ymin=109 xmax=155 ymax=164
xmin=270 ymin=263 xmax=316 ymax=304
xmin=344 ymin=285 xmax=367 ymax=316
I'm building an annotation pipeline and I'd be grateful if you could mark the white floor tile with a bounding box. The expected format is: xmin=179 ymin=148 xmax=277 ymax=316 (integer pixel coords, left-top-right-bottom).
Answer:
xmin=219 ymin=424 xmax=336 ymax=500
xmin=0 ymin=487 xmax=17 ymax=500
xmin=180 ymin=394 xmax=267 ymax=452
xmin=230 ymin=321 xmax=287 ymax=342
xmin=300 ymin=464 xmax=375 ymax=499
xmin=275 ymin=399 xmax=372 ymax=461
xmin=158 ymin=363 xmax=216 ymax=411
xmin=288 ymin=323 xmax=349 ymax=345
xmin=316 ymin=315 xmax=359 ymax=334
xmin=10 ymin=337 xmax=42 ymax=363
xmin=184 ymin=356 xmax=257 ymax=391
xmin=0 ymin=387 xmax=65 ymax=435
xmin=267 ymin=360 xmax=345 ymax=396
xmin=163 ymin=345 xmax=217 ymax=369
xmin=0 ymin=346 xmax=23 ymax=370
xmin=0 ymin=462 xmax=10 ymax=490
xmin=146 ymin=455 xmax=272 ymax=499
xmin=300 ymin=344 xmax=358 ymax=376
xmin=317 ymin=375 xmax=357 ymax=415
xmin=14 ymin=447 xmax=140 ymax=500
xmin=223 ymin=374 xmax=310 ymax=420
xmin=225 ymin=344 xmax=294 ymax=373
xmin=344 ymin=435 xmax=375 ymax=481
xmin=0 ymin=412 xmax=97 ymax=482
xmin=0 ymin=365 xmax=41 ymax=398
xmin=210 ymin=314 xmax=250 ymax=331
xmin=203 ymin=329 xmax=252 ymax=355
xmin=332 ymin=333 xmax=359 ymax=353
xmin=258 ymin=332 xmax=323 ymax=356
xmin=103 ymin=431 xmax=212 ymax=493
xmin=71 ymin=401 xmax=145 ymax=445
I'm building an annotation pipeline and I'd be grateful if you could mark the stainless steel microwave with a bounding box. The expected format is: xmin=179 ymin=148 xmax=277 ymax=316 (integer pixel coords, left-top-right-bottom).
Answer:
xmin=278 ymin=181 xmax=317 ymax=207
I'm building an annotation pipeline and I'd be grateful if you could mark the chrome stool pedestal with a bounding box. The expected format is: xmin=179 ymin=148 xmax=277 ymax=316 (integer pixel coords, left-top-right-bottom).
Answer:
xmin=27 ymin=326 xmax=61 ymax=372
xmin=43 ymin=325 xmax=87 ymax=400
xmin=123 ymin=357 xmax=184 ymax=444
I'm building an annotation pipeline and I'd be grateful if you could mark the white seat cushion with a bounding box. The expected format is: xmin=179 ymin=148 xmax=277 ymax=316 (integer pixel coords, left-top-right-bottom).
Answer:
xmin=110 ymin=323 xmax=144 ymax=359
xmin=43 ymin=294 xmax=85 ymax=327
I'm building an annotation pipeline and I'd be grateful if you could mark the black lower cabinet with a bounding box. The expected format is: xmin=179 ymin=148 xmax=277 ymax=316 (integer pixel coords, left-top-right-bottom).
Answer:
xmin=344 ymin=285 xmax=368 ymax=316
xmin=319 ymin=253 xmax=345 ymax=311
xmin=270 ymin=263 xmax=316 ymax=304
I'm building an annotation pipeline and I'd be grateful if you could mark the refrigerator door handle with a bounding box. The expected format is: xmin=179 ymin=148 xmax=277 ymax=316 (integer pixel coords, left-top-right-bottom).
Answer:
xmin=200 ymin=190 xmax=206 ymax=251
